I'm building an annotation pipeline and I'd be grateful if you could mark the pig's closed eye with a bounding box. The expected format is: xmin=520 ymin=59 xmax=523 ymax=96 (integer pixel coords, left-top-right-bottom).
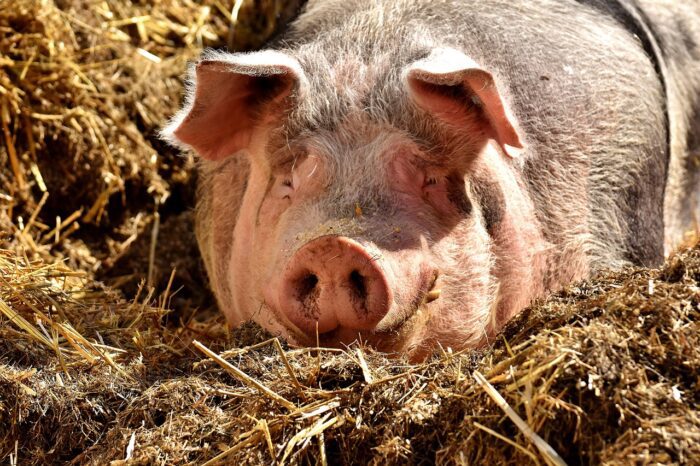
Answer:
xmin=419 ymin=172 xmax=471 ymax=216
xmin=422 ymin=175 xmax=444 ymax=192
xmin=282 ymin=178 xmax=294 ymax=198
xmin=272 ymin=175 xmax=295 ymax=200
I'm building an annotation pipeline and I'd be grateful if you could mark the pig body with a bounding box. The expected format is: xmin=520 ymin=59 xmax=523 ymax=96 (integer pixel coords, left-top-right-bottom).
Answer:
xmin=165 ymin=0 xmax=700 ymax=358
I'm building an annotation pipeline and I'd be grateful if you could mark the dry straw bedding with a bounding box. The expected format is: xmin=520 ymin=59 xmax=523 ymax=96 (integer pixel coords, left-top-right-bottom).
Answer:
xmin=1 ymin=229 xmax=699 ymax=465
xmin=1 ymin=1 xmax=699 ymax=465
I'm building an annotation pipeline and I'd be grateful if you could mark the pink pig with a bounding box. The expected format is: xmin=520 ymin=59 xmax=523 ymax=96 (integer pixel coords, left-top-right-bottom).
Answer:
xmin=164 ymin=0 xmax=700 ymax=359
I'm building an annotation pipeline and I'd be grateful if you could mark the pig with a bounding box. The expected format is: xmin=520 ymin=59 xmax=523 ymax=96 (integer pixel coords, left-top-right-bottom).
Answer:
xmin=163 ymin=0 xmax=700 ymax=359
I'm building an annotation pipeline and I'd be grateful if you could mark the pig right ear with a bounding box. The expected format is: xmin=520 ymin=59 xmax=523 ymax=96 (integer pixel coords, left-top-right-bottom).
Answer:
xmin=162 ymin=50 xmax=306 ymax=161
xmin=405 ymin=48 xmax=524 ymax=158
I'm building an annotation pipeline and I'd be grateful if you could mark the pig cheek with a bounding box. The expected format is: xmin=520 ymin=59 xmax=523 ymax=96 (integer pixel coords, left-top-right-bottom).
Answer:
xmin=425 ymin=219 xmax=495 ymax=349
xmin=207 ymin=164 xmax=249 ymax=325
xmin=244 ymin=193 xmax=311 ymax=338
xmin=227 ymin=169 xmax=284 ymax=324
xmin=255 ymin=197 xmax=291 ymax=291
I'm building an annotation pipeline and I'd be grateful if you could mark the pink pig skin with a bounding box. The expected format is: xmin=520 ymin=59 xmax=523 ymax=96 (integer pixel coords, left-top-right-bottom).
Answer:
xmin=163 ymin=0 xmax=700 ymax=359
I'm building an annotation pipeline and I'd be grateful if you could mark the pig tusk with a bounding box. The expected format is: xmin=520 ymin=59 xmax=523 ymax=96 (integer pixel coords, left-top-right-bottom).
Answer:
xmin=426 ymin=289 xmax=441 ymax=303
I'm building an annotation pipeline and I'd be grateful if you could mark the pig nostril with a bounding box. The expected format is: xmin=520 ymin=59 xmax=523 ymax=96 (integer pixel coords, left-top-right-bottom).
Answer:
xmin=348 ymin=269 xmax=368 ymax=300
xmin=296 ymin=273 xmax=319 ymax=301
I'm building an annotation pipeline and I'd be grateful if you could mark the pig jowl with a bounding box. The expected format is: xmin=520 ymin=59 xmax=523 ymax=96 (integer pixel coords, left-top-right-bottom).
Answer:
xmin=163 ymin=1 xmax=700 ymax=359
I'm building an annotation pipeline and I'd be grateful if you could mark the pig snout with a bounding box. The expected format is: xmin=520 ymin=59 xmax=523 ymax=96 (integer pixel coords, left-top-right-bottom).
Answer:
xmin=278 ymin=236 xmax=392 ymax=336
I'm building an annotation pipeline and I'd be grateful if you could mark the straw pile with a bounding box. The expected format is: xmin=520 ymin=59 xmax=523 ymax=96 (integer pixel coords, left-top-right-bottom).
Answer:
xmin=1 ymin=1 xmax=699 ymax=465
xmin=2 ymin=230 xmax=698 ymax=464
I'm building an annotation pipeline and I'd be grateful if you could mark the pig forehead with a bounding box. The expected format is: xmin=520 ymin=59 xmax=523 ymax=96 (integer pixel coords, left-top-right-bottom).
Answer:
xmin=268 ymin=121 xmax=412 ymax=185
xmin=279 ymin=73 xmax=443 ymax=162
xmin=271 ymin=43 xmax=467 ymax=168
xmin=284 ymin=41 xmax=431 ymax=129
xmin=273 ymin=115 xmax=432 ymax=169
xmin=267 ymin=100 xmax=465 ymax=187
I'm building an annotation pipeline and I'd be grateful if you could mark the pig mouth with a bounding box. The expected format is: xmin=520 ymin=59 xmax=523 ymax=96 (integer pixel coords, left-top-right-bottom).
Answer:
xmin=314 ymin=304 xmax=425 ymax=352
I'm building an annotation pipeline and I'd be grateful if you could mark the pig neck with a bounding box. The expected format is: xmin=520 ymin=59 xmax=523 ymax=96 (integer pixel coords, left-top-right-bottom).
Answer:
xmin=472 ymin=144 xmax=578 ymax=334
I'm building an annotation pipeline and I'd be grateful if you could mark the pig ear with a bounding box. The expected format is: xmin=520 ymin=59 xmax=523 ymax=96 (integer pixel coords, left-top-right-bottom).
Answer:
xmin=162 ymin=50 xmax=305 ymax=161
xmin=405 ymin=48 xmax=524 ymax=158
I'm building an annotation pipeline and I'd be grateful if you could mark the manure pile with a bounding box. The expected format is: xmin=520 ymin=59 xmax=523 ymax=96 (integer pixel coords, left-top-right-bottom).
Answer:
xmin=1 ymin=1 xmax=699 ymax=465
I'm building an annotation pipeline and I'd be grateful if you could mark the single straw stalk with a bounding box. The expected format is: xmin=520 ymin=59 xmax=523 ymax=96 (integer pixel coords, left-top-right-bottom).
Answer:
xmin=193 ymin=339 xmax=296 ymax=410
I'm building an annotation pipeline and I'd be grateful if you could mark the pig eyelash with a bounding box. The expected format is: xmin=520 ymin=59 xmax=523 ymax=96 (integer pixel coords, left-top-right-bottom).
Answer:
xmin=282 ymin=178 xmax=294 ymax=200
xmin=425 ymin=176 xmax=438 ymax=186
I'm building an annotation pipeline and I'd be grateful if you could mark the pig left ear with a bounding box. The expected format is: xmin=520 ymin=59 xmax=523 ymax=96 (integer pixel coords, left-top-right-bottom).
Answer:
xmin=405 ymin=48 xmax=524 ymax=158
xmin=162 ymin=50 xmax=306 ymax=161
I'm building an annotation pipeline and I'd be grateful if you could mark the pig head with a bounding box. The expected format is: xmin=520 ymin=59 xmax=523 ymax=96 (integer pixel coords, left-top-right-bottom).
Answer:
xmin=163 ymin=0 xmax=700 ymax=358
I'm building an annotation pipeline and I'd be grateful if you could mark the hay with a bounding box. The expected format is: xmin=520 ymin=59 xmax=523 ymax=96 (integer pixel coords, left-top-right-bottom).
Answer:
xmin=1 ymin=238 xmax=698 ymax=464
xmin=1 ymin=0 xmax=699 ymax=464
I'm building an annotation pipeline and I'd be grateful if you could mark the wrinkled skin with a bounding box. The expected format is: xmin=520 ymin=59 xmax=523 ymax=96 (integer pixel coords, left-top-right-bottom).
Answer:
xmin=164 ymin=0 xmax=700 ymax=360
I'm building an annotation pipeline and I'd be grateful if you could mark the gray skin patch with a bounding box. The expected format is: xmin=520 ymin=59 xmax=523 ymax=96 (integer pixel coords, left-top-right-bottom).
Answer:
xmin=446 ymin=173 xmax=473 ymax=217
xmin=471 ymin=178 xmax=504 ymax=234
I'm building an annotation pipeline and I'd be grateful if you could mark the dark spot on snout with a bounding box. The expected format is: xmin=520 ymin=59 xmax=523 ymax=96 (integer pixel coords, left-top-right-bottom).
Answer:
xmin=472 ymin=179 xmax=505 ymax=233
xmin=294 ymin=272 xmax=321 ymax=319
xmin=347 ymin=269 xmax=372 ymax=316
xmin=298 ymin=273 xmax=319 ymax=298
xmin=349 ymin=269 xmax=368 ymax=300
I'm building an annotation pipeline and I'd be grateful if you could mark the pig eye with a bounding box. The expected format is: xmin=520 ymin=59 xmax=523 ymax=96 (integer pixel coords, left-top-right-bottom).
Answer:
xmin=272 ymin=175 xmax=295 ymax=200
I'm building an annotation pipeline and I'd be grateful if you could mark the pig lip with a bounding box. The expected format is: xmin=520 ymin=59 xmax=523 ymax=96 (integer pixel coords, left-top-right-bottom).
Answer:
xmin=314 ymin=310 xmax=421 ymax=352
xmin=284 ymin=306 xmax=421 ymax=354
